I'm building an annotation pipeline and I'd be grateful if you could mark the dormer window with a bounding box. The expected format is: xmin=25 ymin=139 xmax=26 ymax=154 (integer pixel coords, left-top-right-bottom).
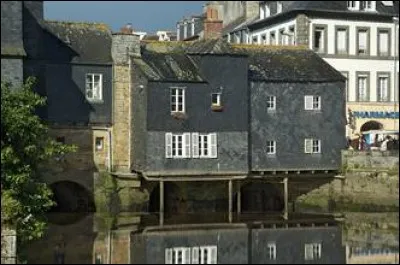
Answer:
xmin=261 ymin=3 xmax=271 ymax=19
xmin=362 ymin=1 xmax=376 ymax=11
xmin=277 ymin=1 xmax=282 ymax=14
xmin=347 ymin=1 xmax=360 ymax=10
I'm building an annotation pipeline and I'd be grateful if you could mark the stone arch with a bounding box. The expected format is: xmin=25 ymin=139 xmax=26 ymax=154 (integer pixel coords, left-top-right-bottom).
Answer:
xmin=240 ymin=181 xmax=283 ymax=213
xmin=360 ymin=120 xmax=383 ymax=132
xmin=48 ymin=181 xmax=95 ymax=225
xmin=148 ymin=182 xmax=186 ymax=216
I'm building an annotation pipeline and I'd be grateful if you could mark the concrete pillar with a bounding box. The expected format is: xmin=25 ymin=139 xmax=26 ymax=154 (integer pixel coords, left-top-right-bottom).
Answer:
xmin=236 ymin=181 xmax=241 ymax=214
xmin=159 ymin=180 xmax=164 ymax=226
xmin=228 ymin=180 xmax=233 ymax=223
xmin=283 ymin=177 xmax=288 ymax=220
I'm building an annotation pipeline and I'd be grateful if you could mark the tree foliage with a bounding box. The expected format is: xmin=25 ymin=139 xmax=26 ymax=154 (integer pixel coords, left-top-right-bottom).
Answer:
xmin=1 ymin=77 xmax=76 ymax=244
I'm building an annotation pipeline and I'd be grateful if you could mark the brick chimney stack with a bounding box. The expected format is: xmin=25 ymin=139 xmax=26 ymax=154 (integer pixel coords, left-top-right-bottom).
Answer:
xmin=120 ymin=23 xmax=133 ymax=34
xmin=203 ymin=5 xmax=223 ymax=39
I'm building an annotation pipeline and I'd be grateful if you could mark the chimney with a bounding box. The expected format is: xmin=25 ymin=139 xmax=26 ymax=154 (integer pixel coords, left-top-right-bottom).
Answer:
xmin=120 ymin=23 xmax=134 ymax=34
xmin=203 ymin=5 xmax=223 ymax=39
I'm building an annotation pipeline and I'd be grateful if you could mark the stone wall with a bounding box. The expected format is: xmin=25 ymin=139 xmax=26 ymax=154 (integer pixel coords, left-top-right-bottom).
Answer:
xmin=1 ymin=228 xmax=16 ymax=264
xmin=0 ymin=58 xmax=23 ymax=86
xmin=296 ymin=151 xmax=399 ymax=212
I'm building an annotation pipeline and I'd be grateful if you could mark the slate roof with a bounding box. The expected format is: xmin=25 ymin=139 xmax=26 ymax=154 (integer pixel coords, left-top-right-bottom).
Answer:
xmin=232 ymin=45 xmax=345 ymax=82
xmin=133 ymin=51 xmax=204 ymax=82
xmin=135 ymin=39 xmax=345 ymax=83
xmin=43 ymin=20 xmax=112 ymax=64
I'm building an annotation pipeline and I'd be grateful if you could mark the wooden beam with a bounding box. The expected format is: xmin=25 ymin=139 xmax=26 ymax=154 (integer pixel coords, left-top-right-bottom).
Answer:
xmin=283 ymin=177 xmax=288 ymax=220
xmin=159 ymin=180 xmax=164 ymax=226
xmin=228 ymin=180 xmax=233 ymax=223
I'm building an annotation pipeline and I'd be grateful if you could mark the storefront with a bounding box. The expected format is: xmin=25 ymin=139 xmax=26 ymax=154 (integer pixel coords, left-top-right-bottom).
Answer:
xmin=346 ymin=103 xmax=399 ymax=138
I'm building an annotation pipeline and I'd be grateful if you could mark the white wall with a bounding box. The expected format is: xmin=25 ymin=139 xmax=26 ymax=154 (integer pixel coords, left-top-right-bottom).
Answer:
xmin=309 ymin=18 xmax=399 ymax=103
xmin=250 ymin=18 xmax=296 ymax=45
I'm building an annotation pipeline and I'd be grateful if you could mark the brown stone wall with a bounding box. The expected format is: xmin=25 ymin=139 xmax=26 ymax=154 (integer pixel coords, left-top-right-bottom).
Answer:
xmin=204 ymin=20 xmax=223 ymax=39
xmin=112 ymin=64 xmax=131 ymax=172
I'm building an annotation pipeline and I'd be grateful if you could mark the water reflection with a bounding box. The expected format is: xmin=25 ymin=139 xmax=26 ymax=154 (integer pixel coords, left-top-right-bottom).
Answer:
xmin=21 ymin=212 xmax=398 ymax=264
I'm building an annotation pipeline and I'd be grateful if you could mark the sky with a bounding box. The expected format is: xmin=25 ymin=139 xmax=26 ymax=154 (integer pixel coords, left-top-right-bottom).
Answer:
xmin=44 ymin=1 xmax=206 ymax=33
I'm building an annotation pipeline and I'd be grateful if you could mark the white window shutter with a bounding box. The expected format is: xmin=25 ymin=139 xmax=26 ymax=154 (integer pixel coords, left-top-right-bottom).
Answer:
xmin=165 ymin=249 xmax=172 ymax=264
xmin=184 ymin=248 xmax=191 ymax=264
xmin=210 ymin=133 xmax=218 ymax=158
xmin=304 ymin=96 xmax=313 ymax=110
xmin=210 ymin=246 xmax=218 ymax=264
xmin=305 ymin=139 xmax=312 ymax=153
xmin=165 ymin=133 xmax=172 ymax=158
xmin=192 ymin=133 xmax=199 ymax=158
xmin=192 ymin=247 xmax=199 ymax=264
xmin=184 ymin=133 xmax=191 ymax=158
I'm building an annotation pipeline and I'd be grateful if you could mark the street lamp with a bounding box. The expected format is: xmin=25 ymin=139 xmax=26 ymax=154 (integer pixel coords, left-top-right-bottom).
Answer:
xmin=393 ymin=16 xmax=398 ymax=130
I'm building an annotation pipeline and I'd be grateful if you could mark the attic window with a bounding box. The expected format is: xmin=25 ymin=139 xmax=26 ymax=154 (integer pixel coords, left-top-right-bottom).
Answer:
xmin=362 ymin=1 xmax=376 ymax=11
xmin=347 ymin=1 xmax=360 ymax=10
xmin=211 ymin=93 xmax=221 ymax=106
xmin=95 ymin=137 xmax=104 ymax=151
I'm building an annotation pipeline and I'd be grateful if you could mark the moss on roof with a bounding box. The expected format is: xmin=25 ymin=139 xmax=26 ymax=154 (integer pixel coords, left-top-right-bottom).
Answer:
xmin=1 ymin=46 xmax=26 ymax=56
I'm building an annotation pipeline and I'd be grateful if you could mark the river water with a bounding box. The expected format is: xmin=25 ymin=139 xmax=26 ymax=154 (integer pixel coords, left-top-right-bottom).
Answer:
xmin=21 ymin=211 xmax=398 ymax=264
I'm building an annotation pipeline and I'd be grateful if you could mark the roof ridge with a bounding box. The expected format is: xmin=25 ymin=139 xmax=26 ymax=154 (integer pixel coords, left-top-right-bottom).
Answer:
xmin=44 ymin=20 xmax=111 ymax=32
xmin=231 ymin=44 xmax=309 ymax=50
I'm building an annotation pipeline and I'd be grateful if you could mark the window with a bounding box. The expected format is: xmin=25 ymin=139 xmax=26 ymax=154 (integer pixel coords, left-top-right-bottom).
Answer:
xmin=265 ymin=3 xmax=271 ymax=17
xmin=304 ymin=243 xmax=322 ymax=260
xmin=267 ymin=96 xmax=276 ymax=111
xmin=377 ymin=73 xmax=390 ymax=102
xmin=304 ymin=95 xmax=321 ymax=110
xmin=266 ymin=141 xmax=276 ymax=155
xmin=356 ymin=73 xmax=369 ymax=101
xmin=165 ymin=248 xmax=191 ymax=264
xmin=336 ymin=27 xmax=349 ymax=54
xmin=267 ymin=243 xmax=277 ymax=260
xmin=261 ymin=34 xmax=267 ymax=44
xmin=192 ymin=133 xmax=217 ymax=158
xmin=95 ymin=137 xmax=104 ymax=151
xmin=85 ymin=74 xmax=103 ymax=102
xmin=279 ymin=29 xmax=285 ymax=45
xmin=260 ymin=5 xmax=265 ymax=19
xmin=347 ymin=1 xmax=360 ymax=10
xmin=277 ymin=1 xmax=282 ymax=13
xmin=56 ymin=136 xmax=65 ymax=144
xmin=313 ymin=25 xmax=326 ymax=53
xmin=362 ymin=1 xmax=376 ymax=11
xmin=252 ymin=35 xmax=259 ymax=44
xmin=166 ymin=246 xmax=217 ymax=264
xmin=377 ymin=29 xmax=390 ymax=56
xmin=211 ymin=93 xmax=221 ymax=106
xmin=171 ymin=87 xmax=185 ymax=113
xmin=304 ymin=139 xmax=321 ymax=154
xmin=288 ymin=26 xmax=295 ymax=45
xmin=165 ymin=133 xmax=191 ymax=158
xmin=341 ymin=72 xmax=349 ymax=102
xmin=270 ymin=31 xmax=276 ymax=45
xmin=357 ymin=28 xmax=369 ymax=55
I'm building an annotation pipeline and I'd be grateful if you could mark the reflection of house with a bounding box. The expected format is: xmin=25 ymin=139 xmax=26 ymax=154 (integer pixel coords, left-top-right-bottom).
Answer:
xmin=131 ymin=215 xmax=346 ymax=264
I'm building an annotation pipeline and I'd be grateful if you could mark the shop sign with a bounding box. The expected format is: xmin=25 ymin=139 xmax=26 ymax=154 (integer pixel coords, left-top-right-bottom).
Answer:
xmin=353 ymin=111 xmax=399 ymax=119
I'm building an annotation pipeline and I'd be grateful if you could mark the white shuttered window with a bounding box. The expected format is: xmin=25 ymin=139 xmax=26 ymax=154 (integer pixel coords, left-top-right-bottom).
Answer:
xmin=166 ymin=133 xmax=217 ymax=159
xmin=378 ymin=30 xmax=389 ymax=56
xmin=337 ymin=28 xmax=347 ymax=53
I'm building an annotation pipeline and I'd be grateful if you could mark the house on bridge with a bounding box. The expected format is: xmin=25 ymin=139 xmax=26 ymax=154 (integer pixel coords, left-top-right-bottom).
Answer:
xmin=111 ymin=34 xmax=346 ymax=224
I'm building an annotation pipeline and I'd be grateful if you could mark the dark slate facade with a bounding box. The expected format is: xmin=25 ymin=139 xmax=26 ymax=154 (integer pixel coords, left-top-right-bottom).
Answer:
xmin=131 ymin=224 xmax=345 ymax=264
xmin=128 ymin=39 xmax=346 ymax=176
xmin=1 ymin=1 xmax=113 ymax=125
xmin=131 ymin=40 xmax=249 ymax=175
xmin=237 ymin=47 xmax=346 ymax=171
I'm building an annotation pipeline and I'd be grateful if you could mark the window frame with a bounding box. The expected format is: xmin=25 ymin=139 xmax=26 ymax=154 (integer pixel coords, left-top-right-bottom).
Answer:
xmin=376 ymin=72 xmax=391 ymax=102
xmin=356 ymin=27 xmax=370 ymax=56
xmin=85 ymin=73 xmax=103 ymax=102
xmin=279 ymin=28 xmax=285 ymax=45
xmin=95 ymin=137 xmax=104 ymax=151
xmin=165 ymin=133 xmax=191 ymax=159
xmin=266 ymin=96 xmax=276 ymax=111
xmin=377 ymin=28 xmax=391 ymax=57
xmin=288 ymin=26 xmax=295 ymax=45
xmin=261 ymin=34 xmax=267 ymax=45
xmin=335 ymin=25 xmax=349 ymax=55
xmin=170 ymin=87 xmax=186 ymax=113
xmin=362 ymin=1 xmax=376 ymax=11
xmin=304 ymin=139 xmax=321 ymax=154
xmin=252 ymin=35 xmax=259 ymax=44
xmin=267 ymin=243 xmax=277 ymax=260
xmin=304 ymin=95 xmax=321 ymax=110
xmin=356 ymin=71 xmax=370 ymax=102
xmin=304 ymin=243 xmax=322 ymax=260
xmin=266 ymin=141 xmax=276 ymax=155
xmin=270 ymin=31 xmax=276 ymax=45
xmin=340 ymin=71 xmax=349 ymax=102
xmin=211 ymin=93 xmax=222 ymax=106
xmin=312 ymin=24 xmax=328 ymax=54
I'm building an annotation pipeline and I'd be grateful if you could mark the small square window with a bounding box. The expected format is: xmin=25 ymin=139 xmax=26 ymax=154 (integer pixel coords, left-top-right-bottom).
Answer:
xmin=56 ymin=136 xmax=65 ymax=144
xmin=95 ymin=137 xmax=104 ymax=151
xmin=211 ymin=93 xmax=222 ymax=106
xmin=267 ymin=96 xmax=276 ymax=111
xmin=267 ymin=141 xmax=276 ymax=154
